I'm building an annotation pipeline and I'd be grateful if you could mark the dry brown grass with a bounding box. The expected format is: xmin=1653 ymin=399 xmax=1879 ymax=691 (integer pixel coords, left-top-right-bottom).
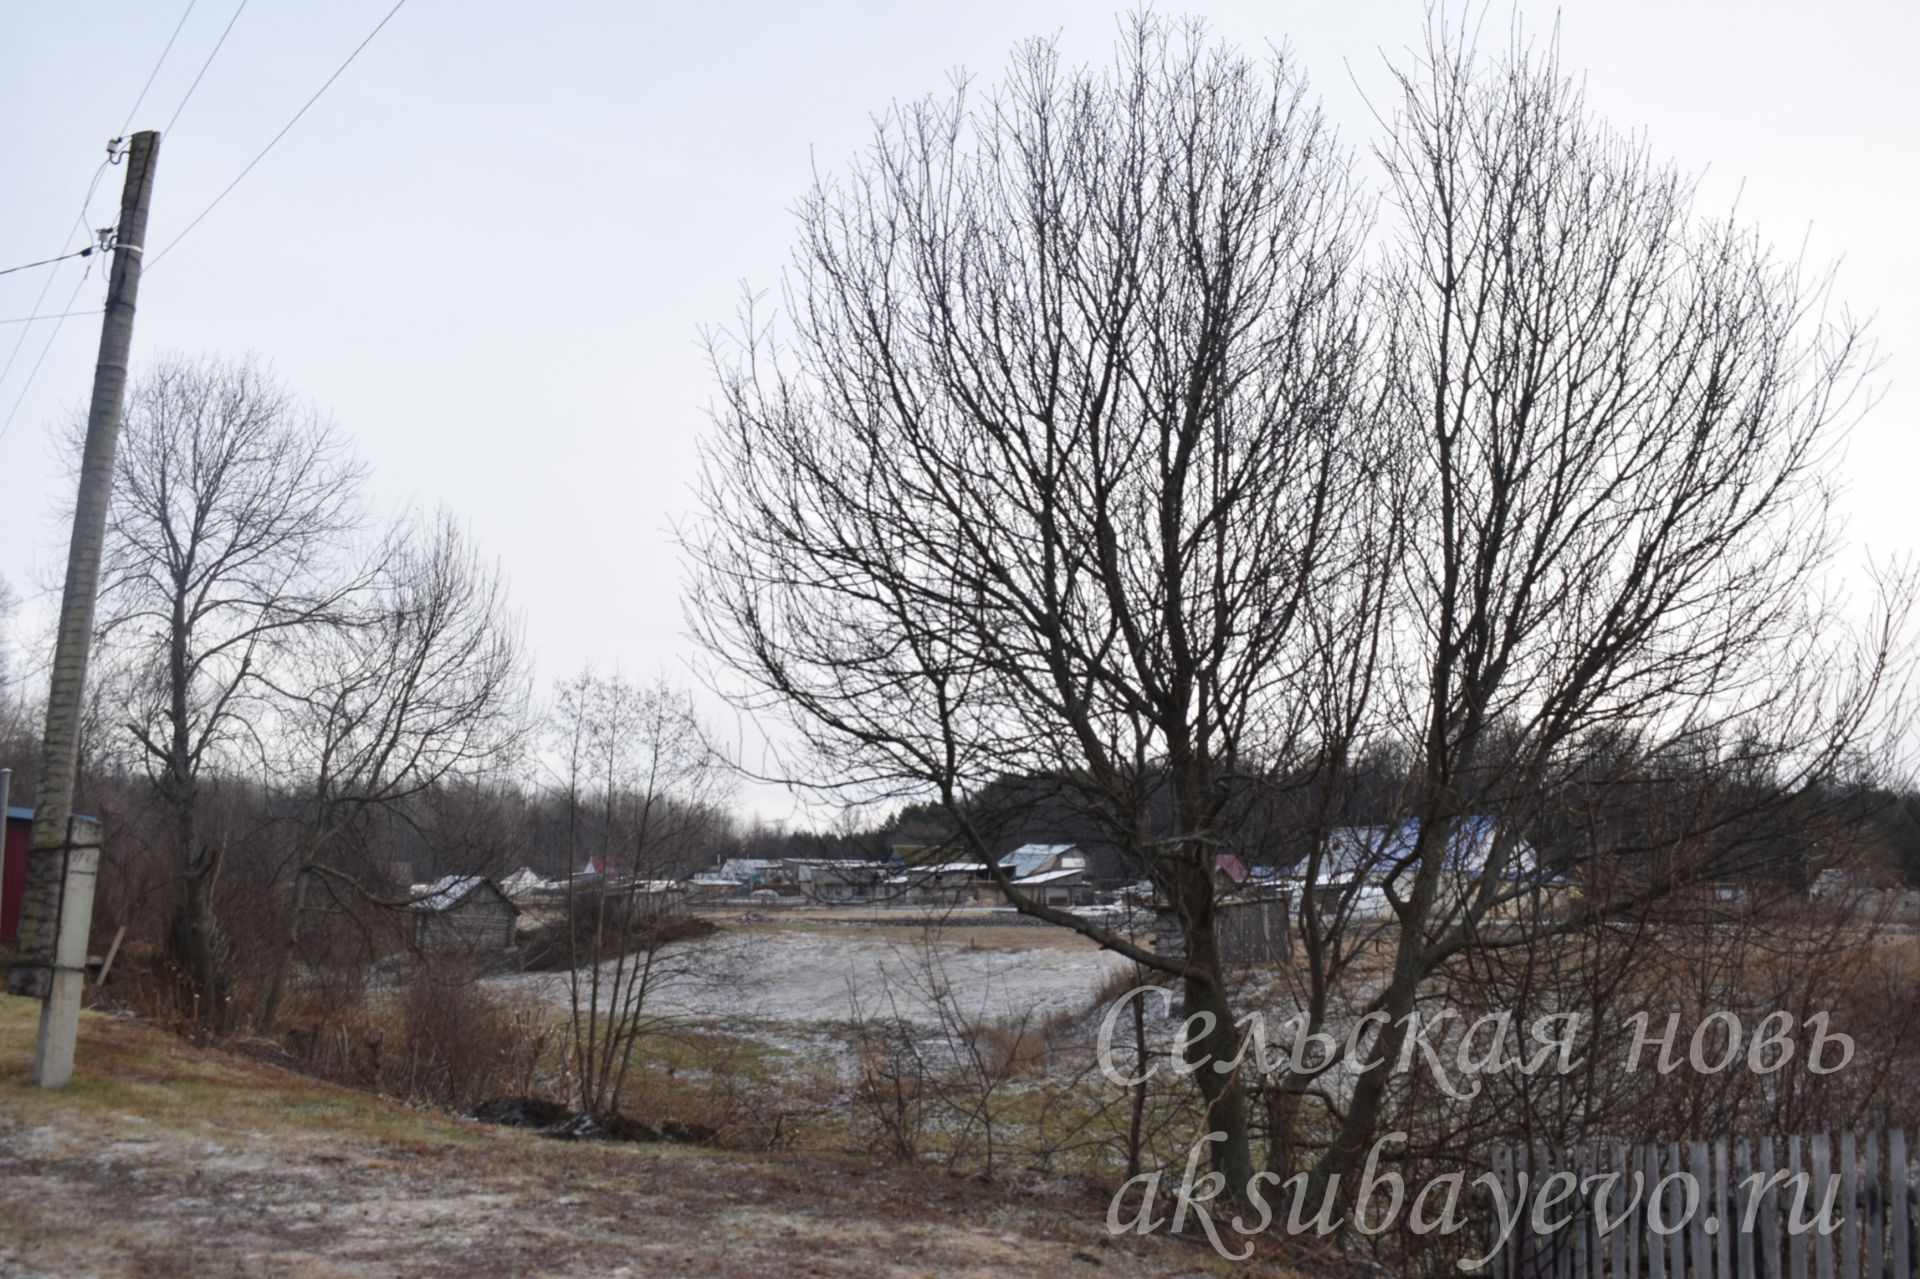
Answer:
xmin=0 ymin=998 xmax=1310 ymax=1277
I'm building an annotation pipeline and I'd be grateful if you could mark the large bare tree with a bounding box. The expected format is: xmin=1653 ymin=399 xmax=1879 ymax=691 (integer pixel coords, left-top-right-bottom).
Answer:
xmin=1292 ymin=24 xmax=1909 ymax=1192
xmin=89 ymin=356 xmax=367 ymax=1022
xmin=258 ymin=511 xmax=526 ymax=1031
xmin=689 ymin=14 xmax=1910 ymax=1201
xmin=688 ymin=17 xmax=1383 ymax=1190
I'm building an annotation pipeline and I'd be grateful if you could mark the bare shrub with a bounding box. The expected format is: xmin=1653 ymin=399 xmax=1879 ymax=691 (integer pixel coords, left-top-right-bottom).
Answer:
xmin=271 ymin=964 xmax=558 ymax=1110
xmin=519 ymin=890 xmax=715 ymax=972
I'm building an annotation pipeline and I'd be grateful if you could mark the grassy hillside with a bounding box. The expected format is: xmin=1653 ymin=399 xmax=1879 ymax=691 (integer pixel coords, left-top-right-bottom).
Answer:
xmin=0 ymin=998 xmax=1314 ymax=1277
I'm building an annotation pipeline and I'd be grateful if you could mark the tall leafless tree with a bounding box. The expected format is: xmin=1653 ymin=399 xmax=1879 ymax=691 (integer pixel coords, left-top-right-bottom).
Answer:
xmin=688 ymin=16 xmax=1384 ymax=1190
xmin=1293 ymin=20 xmax=1910 ymax=1194
xmin=257 ymin=511 xmax=526 ymax=1032
xmin=89 ymin=356 xmax=367 ymax=1022
xmin=689 ymin=14 xmax=1911 ymax=1198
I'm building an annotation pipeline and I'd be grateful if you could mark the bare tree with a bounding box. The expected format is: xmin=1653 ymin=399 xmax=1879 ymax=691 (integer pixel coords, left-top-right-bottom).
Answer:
xmin=87 ymin=356 xmax=367 ymax=1022
xmin=1293 ymin=21 xmax=1910 ymax=1194
xmin=545 ymin=670 xmax=730 ymax=1118
xmin=688 ymin=16 xmax=1381 ymax=1190
xmin=688 ymin=14 xmax=1911 ymax=1199
xmin=257 ymin=511 xmax=526 ymax=1031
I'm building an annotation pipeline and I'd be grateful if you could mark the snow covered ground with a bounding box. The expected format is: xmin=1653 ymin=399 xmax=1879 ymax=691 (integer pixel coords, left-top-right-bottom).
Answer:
xmin=506 ymin=923 xmax=1136 ymax=1030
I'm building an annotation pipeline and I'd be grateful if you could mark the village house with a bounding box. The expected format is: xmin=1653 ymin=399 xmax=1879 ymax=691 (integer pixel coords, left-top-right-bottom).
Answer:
xmin=882 ymin=861 xmax=996 ymax=905
xmin=1287 ymin=817 xmax=1555 ymax=920
xmin=408 ymin=875 xmax=520 ymax=953
xmin=879 ymin=842 xmax=1096 ymax=906
xmin=778 ymin=858 xmax=889 ymax=902
xmin=998 ymin=843 xmax=1094 ymax=906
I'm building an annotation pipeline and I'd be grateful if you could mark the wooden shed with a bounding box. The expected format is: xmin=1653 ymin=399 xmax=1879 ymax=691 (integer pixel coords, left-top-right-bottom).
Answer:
xmin=1154 ymin=891 xmax=1291 ymax=966
xmin=409 ymin=875 xmax=519 ymax=953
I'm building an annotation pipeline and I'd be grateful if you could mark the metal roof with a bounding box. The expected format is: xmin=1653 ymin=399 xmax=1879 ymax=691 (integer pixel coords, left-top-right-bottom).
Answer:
xmin=1303 ymin=818 xmax=1544 ymax=885
xmin=408 ymin=874 xmax=515 ymax=913
xmin=1001 ymin=843 xmax=1077 ymax=878
xmin=6 ymin=805 xmax=100 ymax=824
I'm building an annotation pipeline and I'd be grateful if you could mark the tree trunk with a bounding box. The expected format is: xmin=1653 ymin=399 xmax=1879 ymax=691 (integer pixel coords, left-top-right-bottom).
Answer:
xmin=1172 ymin=859 xmax=1257 ymax=1196
xmin=257 ymin=864 xmax=312 ymax=1033
xmin=170 ymin=796 xmax=226 ymax=1026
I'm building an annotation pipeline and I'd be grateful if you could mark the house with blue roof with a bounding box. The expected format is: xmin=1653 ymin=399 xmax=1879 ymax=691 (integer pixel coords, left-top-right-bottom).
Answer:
xmin=1287 ymin=816 xmax=1556 ymax=919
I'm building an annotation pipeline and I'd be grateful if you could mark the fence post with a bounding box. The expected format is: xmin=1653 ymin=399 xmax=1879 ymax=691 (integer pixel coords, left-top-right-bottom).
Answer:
xmin=1814 ymin=1135 xmax=1836 ymax=1279
xmin=1693 ymin=1141 xmax=1713 ymax=1279
xmin=1718 ymin=1138 xmax=1733 ymax=1279
xmin=1865 ymin=1131 xmax=1883 ymax=1279
xmin=1842 ymin=1133 xmax=1860 ymax=1279
xmin=1672 ymin=1144 xmax=1690 ymax=1279
xmin=1615 ymin=1143 xmax=1632 ymax=1279
xmin=1792 ymin=1135 xmax=1810 ymax=1279
xmin=1892 ymin=1130 xmax=1909 ymax=1279
xmin=1738 ymin=1140 xmax=1757 ymax=1279
xmin=1494 ymin=1146 xmax=1512 ymax=1279
xmin=1763 ymin=1137 xmax=1783 ymax=1279
xmin=1650 ymin=1144 xmax=1669 ymax=1279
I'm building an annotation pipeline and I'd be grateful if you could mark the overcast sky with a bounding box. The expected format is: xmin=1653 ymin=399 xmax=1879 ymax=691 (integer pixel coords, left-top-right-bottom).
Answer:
xmin=2 ymin=1 xmax=1914 ymax=819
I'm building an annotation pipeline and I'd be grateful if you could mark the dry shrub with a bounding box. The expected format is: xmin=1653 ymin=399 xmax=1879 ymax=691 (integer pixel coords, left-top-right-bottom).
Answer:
xmin=963 ymin=1006 xmax=1078 ymax=1081
xmin=519 ymin=891 xmax=716 ymax=972
xmin=849 ymin=1017 xmax=931 ymax=1160
xmin=1092 ymin=962 xmax=1147 ymax=1010
xmin=275 ymin=963 xmax=560 ymax=1109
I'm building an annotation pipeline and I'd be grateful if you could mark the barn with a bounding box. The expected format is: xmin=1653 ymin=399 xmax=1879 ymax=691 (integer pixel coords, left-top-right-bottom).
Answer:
xmin=408 ymin=875 xmax=519 ymax=953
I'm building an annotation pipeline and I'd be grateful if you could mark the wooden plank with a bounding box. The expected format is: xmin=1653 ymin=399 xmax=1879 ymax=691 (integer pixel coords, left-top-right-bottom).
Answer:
xmin=1842 ymin=1134 xmax=1860 ymax=1279
xmin=1814 ymin=1135 xmax=1836 ymax=1279
xmin=1894 ymin=1130 xmax=1910 ymax=1279
xmin=1676 ymin=1144 xmax=1692 ymax=1279
xmin=94 ymin=923 xmax=127 ymax=986
xmin=1728 ymin=1136 xmax=1743 ymax=1279
xmin=1562 ymin=1146 xmax=1576 ymax=1279
xmin=1512 ymin=1146 xmax=1530 ymax=1279
xmin=1738 ymin=1140 xmax=1757 ymax=1279
xmin=1494 ymin=1146 xmax=1511 ymax=1279
xmin=1764 ymin=1137 xmax=1783 ymax=1279
xmin=1630 ymin=1142 xmax=1646 ymax=1279
xmin=1907 ymin=1132 xmax=1919 ymax=1279
xmin=1615 ymin=1143 xmax=1632 ymax=1279
xmin=1582 ymin=1144 xmax=1597 ymax=1275
xmin=1651 ymin=1145 xmax=1669 ymax=1279
xmin=1910 ymin=1143 xmax=1920 ymax=1279
xmin=1536 ymin=1136 xmax=1551 ymax=1279
xmin=1793 ymin=1136 xmax=1810 ymax=1279
xmin=1694 ymin=1141 xmax=1713 ymax=1279
xmin=1535 ymin=1142 xmax=1552 ymax=1279
xmin=1595 ymin=1146 xmax=1609 ymax=1279
xmin=1866 ymin=1131 xmax=1884 ymax=1279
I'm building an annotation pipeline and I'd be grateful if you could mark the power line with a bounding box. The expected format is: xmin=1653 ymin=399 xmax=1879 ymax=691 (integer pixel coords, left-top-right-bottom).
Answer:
xmin=0 ymin=310 xmax=103 ymax=327
xmin=0 ymin=269 xmax=93 ymax=445
xmin=121 ymin=0 xmax=200 ymax=136
xmin=0 ymin=155 xmax=112 ymax=400
xmin=0 ymin=246 xmax=100 ymax=280
xmin=148 ymin=0 xmax=409 ymax=270
xmin=0 ymin=0 xmax=200 ymax=439
xmin=163 ymin=0 xmax=246 ymax=137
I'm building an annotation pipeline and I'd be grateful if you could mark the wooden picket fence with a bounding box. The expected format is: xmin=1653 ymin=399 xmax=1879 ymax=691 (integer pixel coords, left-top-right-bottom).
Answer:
xmin=1490 ymin=1133 xmax=1919 ymax=1279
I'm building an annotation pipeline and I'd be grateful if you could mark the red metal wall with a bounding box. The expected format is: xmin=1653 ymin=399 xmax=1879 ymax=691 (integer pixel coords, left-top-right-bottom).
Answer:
xmin=2 ymin=814 xmax=28 ymax=943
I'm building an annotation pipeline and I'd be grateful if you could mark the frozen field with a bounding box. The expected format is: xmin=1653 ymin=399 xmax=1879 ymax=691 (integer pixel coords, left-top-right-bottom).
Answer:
xmin=507 ymin=921 xmax=1137 ymax=1030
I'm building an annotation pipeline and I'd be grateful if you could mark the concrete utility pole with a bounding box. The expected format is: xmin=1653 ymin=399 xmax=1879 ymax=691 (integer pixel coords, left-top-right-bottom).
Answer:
xmin=4 ymin=131 xmax=159 ymax=1088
